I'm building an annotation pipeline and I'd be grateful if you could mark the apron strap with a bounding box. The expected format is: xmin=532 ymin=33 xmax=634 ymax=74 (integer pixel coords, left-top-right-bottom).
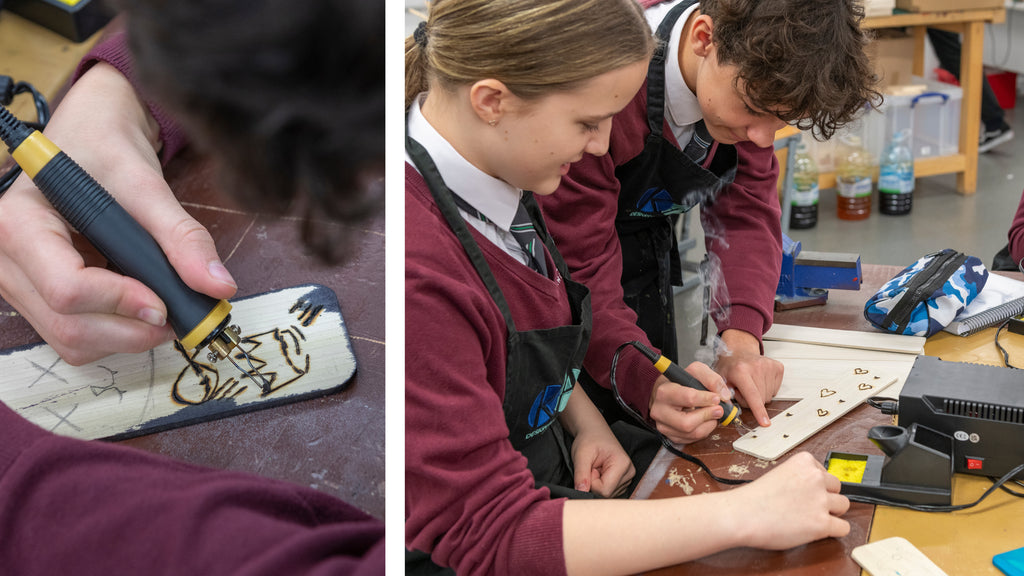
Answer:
xmin=406 ymin=134 xmax=518 ymax=334
xmin=644 ymin=0 xmax=700 ymax=137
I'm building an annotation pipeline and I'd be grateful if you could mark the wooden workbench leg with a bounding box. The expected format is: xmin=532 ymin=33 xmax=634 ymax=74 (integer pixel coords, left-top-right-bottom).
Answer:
xmin=958 ymin=21 xmax=984 ymax=195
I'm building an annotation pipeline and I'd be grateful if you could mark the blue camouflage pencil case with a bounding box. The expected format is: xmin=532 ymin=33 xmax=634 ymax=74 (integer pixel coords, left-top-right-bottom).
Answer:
xmin=864 ymin=249 xmax=989 ymax=337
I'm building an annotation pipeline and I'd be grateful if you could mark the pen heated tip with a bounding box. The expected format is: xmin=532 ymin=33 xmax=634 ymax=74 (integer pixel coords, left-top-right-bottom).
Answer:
xmin=733 ymin=420 xmax=754 ymax=435
xmin=226 ymin=346 xmax=272 ymax=395
xmin=206 ymin=324 xmax=272 ymax=395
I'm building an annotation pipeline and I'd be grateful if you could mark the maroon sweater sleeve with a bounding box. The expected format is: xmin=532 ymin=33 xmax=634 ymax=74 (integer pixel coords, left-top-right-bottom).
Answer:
xmin=1009 ymin=190 xmax=1024 ymax=267
xmin=73 ymin=30 xmax=189 ymax=164
xmin=701 ymin=141 xmax=782 ymax=344
xmin=0 ymin=401 xmax=384 ymax=575
xmin=538 ymin=85 xmax=664 ymax=421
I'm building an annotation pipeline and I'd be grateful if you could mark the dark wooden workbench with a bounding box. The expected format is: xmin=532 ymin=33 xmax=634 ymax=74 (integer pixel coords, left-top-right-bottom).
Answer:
xmin=632 ymin=265 xmax=901 ymax=576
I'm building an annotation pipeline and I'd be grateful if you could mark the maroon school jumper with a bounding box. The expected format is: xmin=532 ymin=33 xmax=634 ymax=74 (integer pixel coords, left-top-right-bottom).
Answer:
xmin=1009 ymin=191 xmax=1024 ymax=266
xmin=405 ymin=164 xmax=570 ymax=576
xmin=0 ymin=399 xmax=384 ymax=574
xmin=538 ymin=67 xmax=782 ymax=422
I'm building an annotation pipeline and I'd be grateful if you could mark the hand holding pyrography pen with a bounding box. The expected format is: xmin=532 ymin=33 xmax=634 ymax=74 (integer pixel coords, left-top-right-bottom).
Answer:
xmin=629 ymin=341 xmax=743 ymax=428
xmin=0 ymin=104 xmax=270 ymax=392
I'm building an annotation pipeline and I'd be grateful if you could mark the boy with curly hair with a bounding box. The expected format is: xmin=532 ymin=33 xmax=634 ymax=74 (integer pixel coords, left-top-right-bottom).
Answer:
xmin=538 ymin=0 xmax=880 ymax=445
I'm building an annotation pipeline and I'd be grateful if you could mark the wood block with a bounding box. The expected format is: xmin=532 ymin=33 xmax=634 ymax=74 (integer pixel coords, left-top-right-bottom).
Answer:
xmin=0 ymin=284 xmax=355 ymax=440
xmin=733 ymin=368 xmax=898 ymax=461
xmin=765 ymin=323 xmax=926 ymax=355
xmin=764 ymin=340 xmax=919 ymax=362
xmin=853 ymin=537 xmax=948 ymax=576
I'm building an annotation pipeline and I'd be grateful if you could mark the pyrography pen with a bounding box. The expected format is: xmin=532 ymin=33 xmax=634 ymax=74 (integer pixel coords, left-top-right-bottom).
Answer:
xmin=628 ymin=341 xmax=742 ymax=427
xmin=0 ymin=104 xmax=270 ymax=393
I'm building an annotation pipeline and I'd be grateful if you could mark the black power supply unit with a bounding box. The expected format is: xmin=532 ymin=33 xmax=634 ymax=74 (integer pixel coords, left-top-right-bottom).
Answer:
xmin=5 ymin=0 xmax=114 ymax=43
xmin=1008 ymin=316 xmax=1024 ymax=336
xmin=898 ymin=355 xmax=1024 ymax=480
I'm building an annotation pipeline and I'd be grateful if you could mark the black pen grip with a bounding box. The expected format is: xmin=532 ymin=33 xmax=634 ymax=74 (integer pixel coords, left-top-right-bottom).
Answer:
xmin=658 ymin=356 xmax=740 ymax=425
xmin=33 ymin=151 xmax=219 ymax=339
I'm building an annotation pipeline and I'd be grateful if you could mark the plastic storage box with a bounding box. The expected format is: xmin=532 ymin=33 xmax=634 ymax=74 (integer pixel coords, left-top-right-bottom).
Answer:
xmin=802 ymin=76 xmax=961 ymax=169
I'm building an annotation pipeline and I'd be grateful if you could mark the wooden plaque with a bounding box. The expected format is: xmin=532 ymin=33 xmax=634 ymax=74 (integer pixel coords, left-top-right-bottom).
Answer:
xmin=0 ymin=284 xmax=356 ymax=440
xmin=733 ymin=368 xmax=898 ymax=461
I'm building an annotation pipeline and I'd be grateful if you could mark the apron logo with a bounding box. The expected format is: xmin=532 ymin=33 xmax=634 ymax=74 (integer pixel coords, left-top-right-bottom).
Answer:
xmin=525 ymin=368 xmax=580 ymax=439
xmin=632 ymin=187 xmax=687 ymax=217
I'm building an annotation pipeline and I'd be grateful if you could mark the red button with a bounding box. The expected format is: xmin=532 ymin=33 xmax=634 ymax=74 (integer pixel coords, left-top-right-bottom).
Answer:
xmin=967 ymin=457 xmax=984 ymax=470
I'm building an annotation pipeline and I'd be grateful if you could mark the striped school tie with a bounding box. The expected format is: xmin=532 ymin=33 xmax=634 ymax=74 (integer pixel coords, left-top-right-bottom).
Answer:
xmin=683 ymin=119 xmax=713 ymax=164
xmin=450 ymin=192 xmax=547 ymax=277
xmin=509 ymin=201 xmax=548 ymax=278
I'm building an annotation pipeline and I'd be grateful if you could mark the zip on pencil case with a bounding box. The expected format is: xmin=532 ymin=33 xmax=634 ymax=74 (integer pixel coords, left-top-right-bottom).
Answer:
xmin=864 ymin=248 xmax=989 ymax=337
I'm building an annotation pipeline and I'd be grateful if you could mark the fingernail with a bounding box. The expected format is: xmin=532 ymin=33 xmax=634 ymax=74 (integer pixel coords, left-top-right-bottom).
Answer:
xmin=138 ymin=307 xmax=166 ymax=327
xmin=576 ymin=482 xmax=588 ymax=491
xmin=712 ymin=406 xmax=724 ymax=419
xmin=209 ymin=262 xmax=237 ymax=288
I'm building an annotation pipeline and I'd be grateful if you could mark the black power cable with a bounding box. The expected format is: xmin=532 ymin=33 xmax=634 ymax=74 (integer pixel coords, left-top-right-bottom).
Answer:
xmin=0 ymin=76 xmax=51 ymax=194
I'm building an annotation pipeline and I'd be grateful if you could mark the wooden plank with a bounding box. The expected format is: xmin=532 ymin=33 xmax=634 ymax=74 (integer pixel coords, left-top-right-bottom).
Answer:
xmin=764 ymin=324 xmax=926 ymax=355
xmin=0 ymin=284 xmax=355 ymax=440
xmin=764 ymin=340 xmax=919 ymax=362
xmin=733 ymin=368 xmax=898 ymax=461
xmin=852 ymin=537 xmax=949 ymax=576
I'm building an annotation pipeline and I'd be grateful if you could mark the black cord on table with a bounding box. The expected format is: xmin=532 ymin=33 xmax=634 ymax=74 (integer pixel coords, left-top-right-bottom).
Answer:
xmin=0 ymin=76 xmax=51 ymax=195
xmin=610 ymin=341 xmax=750 ymax=486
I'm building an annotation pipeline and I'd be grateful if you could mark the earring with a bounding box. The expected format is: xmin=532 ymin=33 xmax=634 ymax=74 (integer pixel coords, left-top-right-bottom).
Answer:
xmin=488 ymin=120 xmax=497 ymax=127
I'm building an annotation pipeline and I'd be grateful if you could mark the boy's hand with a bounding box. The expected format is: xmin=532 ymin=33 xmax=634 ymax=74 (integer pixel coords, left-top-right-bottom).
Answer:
xmin=714 ymin=329 xmax=783 ymax=427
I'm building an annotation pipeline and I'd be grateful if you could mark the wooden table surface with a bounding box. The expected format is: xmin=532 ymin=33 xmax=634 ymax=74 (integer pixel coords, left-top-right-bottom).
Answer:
xmin=0 ymin=16 xmax=385 ymax=519
xmin=633 ymin=264 xmax=1024 ymax=575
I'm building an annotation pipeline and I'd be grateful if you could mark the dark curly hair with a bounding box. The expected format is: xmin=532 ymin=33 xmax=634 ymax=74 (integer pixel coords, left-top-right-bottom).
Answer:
xmin=701 ymin=0 xmax=881 ymax=140
xmin=116 ymin=0 xmax=383 ymax=263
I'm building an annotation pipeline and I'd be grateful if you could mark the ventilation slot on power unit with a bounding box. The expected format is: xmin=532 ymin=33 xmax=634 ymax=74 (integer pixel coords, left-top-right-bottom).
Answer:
xmin=941 ymin=399 xmax=1024 ymax=424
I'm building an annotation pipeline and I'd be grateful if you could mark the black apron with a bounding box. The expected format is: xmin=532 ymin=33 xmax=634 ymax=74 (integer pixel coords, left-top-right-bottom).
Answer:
xmin=614 ymin=0 xmax=737 ymax=363
xmin=405 ymin=136 xmax=594 ymax=575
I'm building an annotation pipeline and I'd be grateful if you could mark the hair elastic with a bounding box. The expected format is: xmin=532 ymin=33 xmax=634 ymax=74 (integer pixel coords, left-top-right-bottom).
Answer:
xmin=414 ymin=21 xmax=428 ymax=49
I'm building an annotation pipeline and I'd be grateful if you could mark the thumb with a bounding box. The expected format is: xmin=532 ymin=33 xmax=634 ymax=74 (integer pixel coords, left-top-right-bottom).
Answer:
xmin=113 ymin=173 xmax=238 ymax=301
xmin=575 ymin=471 xmax=591 ymax=493
xmin=152 ymin=213 xmax=237 ymax=301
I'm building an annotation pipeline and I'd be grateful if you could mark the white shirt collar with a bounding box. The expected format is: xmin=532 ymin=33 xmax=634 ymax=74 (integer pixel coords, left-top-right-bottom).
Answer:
xmin=645 ymin=1 xmax=703 ymax=132
xmin=406 ymin=94 xmax=521 ymax=230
